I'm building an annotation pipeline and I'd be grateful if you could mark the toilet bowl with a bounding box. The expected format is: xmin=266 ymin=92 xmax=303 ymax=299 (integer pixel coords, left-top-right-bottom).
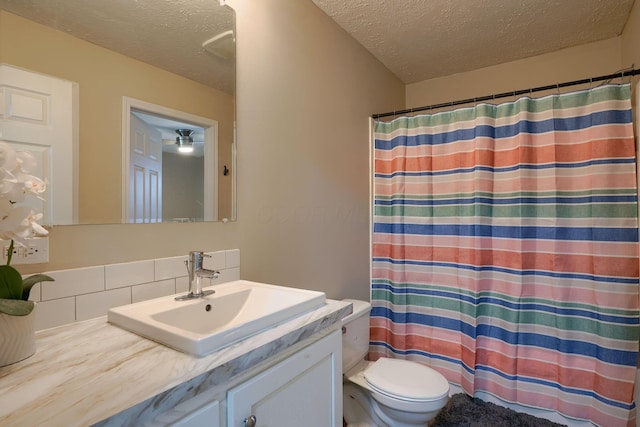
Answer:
xmin=342 ymin=300 xmax=450 ymax=427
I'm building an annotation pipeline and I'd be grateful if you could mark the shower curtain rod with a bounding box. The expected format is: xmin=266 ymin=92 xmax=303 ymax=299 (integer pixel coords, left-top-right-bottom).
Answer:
xmin=371 ymin=68 xmax=640 ymax=119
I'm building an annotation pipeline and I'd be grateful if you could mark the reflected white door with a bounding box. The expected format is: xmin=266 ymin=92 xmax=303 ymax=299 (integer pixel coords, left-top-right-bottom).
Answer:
xmin=129 ymin=114 xmax=162 ymax=223
xmin=0 ymin=64 xmax=78 ymax=225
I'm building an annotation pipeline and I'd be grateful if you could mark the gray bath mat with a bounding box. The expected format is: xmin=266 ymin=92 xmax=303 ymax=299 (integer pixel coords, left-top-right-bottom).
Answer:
xmin=431 ymin=393 xmax=568 ymax=427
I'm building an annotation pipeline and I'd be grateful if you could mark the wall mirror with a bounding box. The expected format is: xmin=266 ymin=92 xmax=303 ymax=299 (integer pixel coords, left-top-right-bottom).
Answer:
xmin=0 ymin=0 xmax=236 ymax=225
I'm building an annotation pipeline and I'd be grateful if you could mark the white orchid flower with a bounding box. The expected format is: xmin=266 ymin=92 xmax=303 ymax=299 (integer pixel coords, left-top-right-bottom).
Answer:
xmin=13 ymin=173 xmax=47 ymax=200
xmin=0 ymin=204 xmax=33 ymax=246
xmin=0 ymin=141 xmax=49 ymax=250
xmin=0 ymin=142 xmax=18 ymax=172
xmin=27 ymin=211 xmax=48 ymax=237
xmin=0 ymin=199 xmax=14 ymax=219
xmin=15 ymin=151 xmax=37 ymax=174
xmin=0 ymin=177 xmax=26 ymax=203
xmin=0 ymin=169 xmax=19 ymax=198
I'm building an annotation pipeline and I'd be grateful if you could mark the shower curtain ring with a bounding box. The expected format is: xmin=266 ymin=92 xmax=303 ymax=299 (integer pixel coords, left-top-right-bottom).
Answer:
xmin=625 ymin=70 xmax=633 ymax=84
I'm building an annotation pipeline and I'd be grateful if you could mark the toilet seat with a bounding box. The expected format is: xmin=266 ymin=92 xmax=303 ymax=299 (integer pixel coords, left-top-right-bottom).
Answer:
xmin=364 ymin=358 xmax=450 ymax=402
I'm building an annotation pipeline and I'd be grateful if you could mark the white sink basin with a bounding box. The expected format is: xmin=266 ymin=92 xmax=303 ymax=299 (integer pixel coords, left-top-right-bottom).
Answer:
xmin=107 ymin=280 xmax=326 ymax=356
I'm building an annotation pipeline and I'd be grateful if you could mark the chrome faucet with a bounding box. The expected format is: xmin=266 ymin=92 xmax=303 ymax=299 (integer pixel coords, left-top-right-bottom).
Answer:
xmin=175 ymin=251 xmax=220 ymax=301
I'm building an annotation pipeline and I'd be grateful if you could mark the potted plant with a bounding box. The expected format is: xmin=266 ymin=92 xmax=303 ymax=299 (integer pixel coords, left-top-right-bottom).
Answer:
xmin=0 ymin=141 xmax=54 ymax=366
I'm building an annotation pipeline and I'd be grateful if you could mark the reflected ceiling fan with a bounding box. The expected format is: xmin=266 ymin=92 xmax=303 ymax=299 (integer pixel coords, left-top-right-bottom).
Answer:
xmin=164 ymin=129 xmax=205 ymax=154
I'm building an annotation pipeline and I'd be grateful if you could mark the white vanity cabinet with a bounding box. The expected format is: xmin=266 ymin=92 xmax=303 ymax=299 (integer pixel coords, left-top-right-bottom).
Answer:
xmin=147 ymin=328 xmax=342 ymax=427
xmin=227 ymin=329 xmax=342 ymax=427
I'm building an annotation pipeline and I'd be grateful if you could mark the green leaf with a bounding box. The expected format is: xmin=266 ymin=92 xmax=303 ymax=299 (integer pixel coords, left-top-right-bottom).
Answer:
xmin=0 ymin=299 xmax=34 ymax=316
xmin=22 ymin=274 xmax=55 ymax=301
xmin=0 ymin=265 xmax=24 ymax=300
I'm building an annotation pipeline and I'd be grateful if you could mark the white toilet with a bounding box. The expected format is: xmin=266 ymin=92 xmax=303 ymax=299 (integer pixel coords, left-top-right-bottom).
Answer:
xmin=342 ymin=299 xmax=450 ymax=427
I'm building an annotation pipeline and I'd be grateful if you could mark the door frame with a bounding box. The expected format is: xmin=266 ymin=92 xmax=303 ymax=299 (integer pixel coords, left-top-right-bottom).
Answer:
xmin=121 ymin=97 xmax=218 ymax=223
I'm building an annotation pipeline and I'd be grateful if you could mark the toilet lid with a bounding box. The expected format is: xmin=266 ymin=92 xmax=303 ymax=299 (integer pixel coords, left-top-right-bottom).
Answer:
xmin=364 ymin=358 xmax=449 ymax=401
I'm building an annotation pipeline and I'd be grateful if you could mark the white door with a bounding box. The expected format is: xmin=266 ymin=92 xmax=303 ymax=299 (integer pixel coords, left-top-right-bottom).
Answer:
xmin=129 ymin=114 xmax=162 ymax=223
xmin=0 ymin=64 xmax=78 ymax=225
xmin=227 ymin=330 xmax=342 ymax=427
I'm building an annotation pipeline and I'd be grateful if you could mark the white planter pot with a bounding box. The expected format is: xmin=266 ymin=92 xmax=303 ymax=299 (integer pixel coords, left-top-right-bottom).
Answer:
xmin=0 ymin=306 xmax=36 ymax=367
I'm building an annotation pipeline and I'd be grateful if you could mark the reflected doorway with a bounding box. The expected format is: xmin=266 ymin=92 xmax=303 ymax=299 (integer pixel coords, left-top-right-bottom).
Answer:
xmin=122 ymin=97 xmax=218 ymax=223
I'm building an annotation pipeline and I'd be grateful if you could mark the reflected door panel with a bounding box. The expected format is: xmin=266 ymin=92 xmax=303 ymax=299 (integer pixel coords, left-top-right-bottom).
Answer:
xmin=132 ymin=165 xmax=145 ymax=223
xmin=129 ymin=114 xmax=161 ymax=223
xmin=149 ymin=170 xmax=160 ymax=222
xmin=0 ymin=64 xmax=77 ymax=224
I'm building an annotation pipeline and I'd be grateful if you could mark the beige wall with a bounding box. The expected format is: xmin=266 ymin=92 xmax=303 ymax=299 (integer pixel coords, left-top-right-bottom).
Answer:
xmin=622 ymin=0 xmax=640 ymax=69
xmin=228 ymin=0 xmax=404 ymax=300
xmin=162 ymin=153 xmax=204 ymax=221
xmin=0 ymin=11 xmax=234 ymax=223
xmin=621 ymin=0 xmax=640 ymax=236
xmin=406 ymin=37 xmax=623 ymax=109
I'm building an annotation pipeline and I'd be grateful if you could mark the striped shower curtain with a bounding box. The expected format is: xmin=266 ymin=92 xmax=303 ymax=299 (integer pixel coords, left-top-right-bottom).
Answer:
xmin=370 ymin=84 xmax=640 ymax=427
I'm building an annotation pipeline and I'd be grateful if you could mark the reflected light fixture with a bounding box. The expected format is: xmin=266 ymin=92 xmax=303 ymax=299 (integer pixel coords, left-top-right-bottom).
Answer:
xmin=202 ymin=30 xmax=235 ymax=60
xmin=175 ymin=129 xmax=194 ymax=153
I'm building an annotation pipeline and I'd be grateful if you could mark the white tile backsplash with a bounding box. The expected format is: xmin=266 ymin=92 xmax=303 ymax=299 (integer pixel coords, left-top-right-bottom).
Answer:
xmin=176 ymin=276 xmax=190 ymax=294
xmin=106 ymin=260 xmax=155 ymax=290
xmin=155 ymin=255 xmax=189 ymax=280
xmin=226 ymin=249 xmax=240 ymax=268
xmin=32 ymin=249 xmax=241 ymax=331
xmin=132 ymin=279 xmax=176 ymax=303
xmin=35 ymin=297 xmax=75 ymax=331
xmin=217 ymin=267 xmax=240 ymax=283
xmin=42 ymin=266 xmax=105 ymax=301
xmin=28 ymin=282 xmax=41 ymax=302
xmin=76 ymin=288 xmax=131 ymax=321
xmin=204 ymin=251 xmax=226 ymax=270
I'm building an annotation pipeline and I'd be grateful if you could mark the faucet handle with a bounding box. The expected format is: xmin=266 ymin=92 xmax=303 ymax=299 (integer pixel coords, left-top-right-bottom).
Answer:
xmin=189 ymin=251 xmax=212 ymax=270
xmin=183 ymin=259 xmax=191 ymax=276
xmin=189 ymin=251 xmax=211 ymax=258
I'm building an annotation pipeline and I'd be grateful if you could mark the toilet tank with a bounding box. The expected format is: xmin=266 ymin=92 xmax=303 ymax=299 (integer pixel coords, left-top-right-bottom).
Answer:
xmin=342 ymin=299 xmax=372 ymax=373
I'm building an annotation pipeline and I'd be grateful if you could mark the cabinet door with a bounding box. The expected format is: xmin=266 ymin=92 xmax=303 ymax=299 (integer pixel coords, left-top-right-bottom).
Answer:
xmin=227 ymin=329 xmax=342 ymax=427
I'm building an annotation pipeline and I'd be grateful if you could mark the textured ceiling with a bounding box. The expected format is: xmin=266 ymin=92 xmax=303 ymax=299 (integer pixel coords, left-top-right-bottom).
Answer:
xmin=312 ymin=0 xmax=636 ymax=84
xmin=0 ymin=0 xmax=235 ymax=94
xmin=1 ymin=1 xmax=635 ymax=91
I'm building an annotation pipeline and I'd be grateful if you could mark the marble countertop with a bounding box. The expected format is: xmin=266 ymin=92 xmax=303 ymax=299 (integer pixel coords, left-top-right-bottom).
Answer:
xmin=0 ymin=299 xmax=351 ymax=427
